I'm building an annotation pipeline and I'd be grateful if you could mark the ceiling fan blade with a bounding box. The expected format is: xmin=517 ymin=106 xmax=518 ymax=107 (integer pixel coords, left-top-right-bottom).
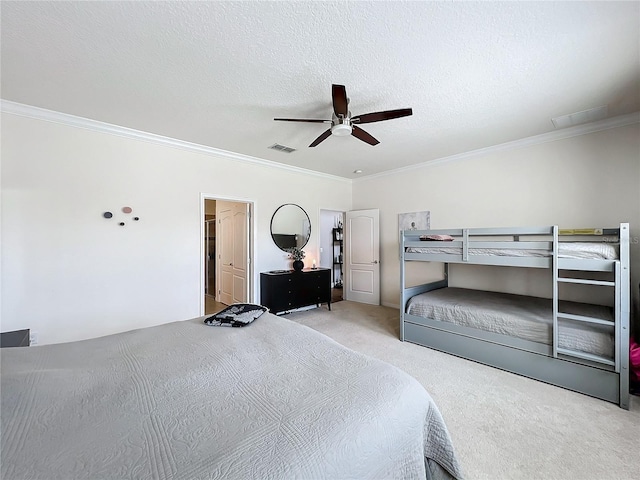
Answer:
xmin=274 ymin=118 xmax=330 ymax=123
xmin=351 ymin=125 xmax=379 ymax=146
xmin=352 ymin=108 xmax=413 ymax=124
xmin=309 ymin=129 xmax=333 ymax=147
xmin=332 ymin=84 xmax=348 ymax=117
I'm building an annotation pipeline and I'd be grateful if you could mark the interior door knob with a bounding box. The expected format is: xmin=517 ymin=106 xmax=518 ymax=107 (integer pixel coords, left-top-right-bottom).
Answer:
xmin=372 ymin=260 xmax=379 ymax=264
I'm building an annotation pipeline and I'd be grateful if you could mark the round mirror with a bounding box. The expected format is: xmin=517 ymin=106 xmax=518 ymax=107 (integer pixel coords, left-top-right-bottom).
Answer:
xmin=270 ymin=204 xmax=311 ymax=251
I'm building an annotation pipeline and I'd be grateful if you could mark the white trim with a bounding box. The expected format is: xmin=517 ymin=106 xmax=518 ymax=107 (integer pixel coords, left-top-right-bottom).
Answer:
xmin=0 ymin=100 xmax=349 ymax=183
xmin=354 ymin=111 xmax=640 ymax=182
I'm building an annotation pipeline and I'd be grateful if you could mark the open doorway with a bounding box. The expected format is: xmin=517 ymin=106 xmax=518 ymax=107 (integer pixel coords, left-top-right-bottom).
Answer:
xmin=202 ymin=196 xmax=253 ymax=315
xmin=203 ymin=199 xmax=223 ymax=314
xmin=320 ymin=209 xmax=345 ymax=304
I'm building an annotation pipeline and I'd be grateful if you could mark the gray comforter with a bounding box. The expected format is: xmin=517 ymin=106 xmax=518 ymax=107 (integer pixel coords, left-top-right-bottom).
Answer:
xmin=1 ymin=313 xmax=462 ymax=480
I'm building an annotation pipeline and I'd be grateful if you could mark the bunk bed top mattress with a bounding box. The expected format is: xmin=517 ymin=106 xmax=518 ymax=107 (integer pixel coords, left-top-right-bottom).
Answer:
xmin=406 ymin=287 xmax=614 ymax=359
xmin=406 ymin=242 xmax=618 ymax=260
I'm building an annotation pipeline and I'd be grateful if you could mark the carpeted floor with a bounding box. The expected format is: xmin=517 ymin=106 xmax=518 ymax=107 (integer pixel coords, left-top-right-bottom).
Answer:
xmin=284 ymin=301 xmax=640 ymax=480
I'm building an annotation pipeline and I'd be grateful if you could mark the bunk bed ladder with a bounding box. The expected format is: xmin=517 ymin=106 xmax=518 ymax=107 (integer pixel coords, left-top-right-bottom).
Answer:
xmin=619 ymin=223 xmax=630 ymax=409
xmin=553 ymin=236 xmax=612 ymax=364
xmin=553 ymin=225 xmax=630 ymax=376
xmin=400 ymin=230 xmax=406 ymax=341
xmin=554 ymin=264 xmax=618 ymax=368
xmin=552 ymin=226 xmax=559 ymax=358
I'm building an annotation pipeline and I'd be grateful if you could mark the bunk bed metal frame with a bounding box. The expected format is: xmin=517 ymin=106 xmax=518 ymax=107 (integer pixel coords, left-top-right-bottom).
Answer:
xmin=400 ymin=223 xmax=630 ymax=409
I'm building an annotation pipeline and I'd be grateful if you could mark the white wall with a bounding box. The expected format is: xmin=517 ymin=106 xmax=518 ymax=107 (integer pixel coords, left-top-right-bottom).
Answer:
xmin=3 ymin=111 xmax=638 ymax=345
xmin=1 ymin=112 xmax=352 ymax=344
xmin=353 ymin=124 xmax=640 ymax=328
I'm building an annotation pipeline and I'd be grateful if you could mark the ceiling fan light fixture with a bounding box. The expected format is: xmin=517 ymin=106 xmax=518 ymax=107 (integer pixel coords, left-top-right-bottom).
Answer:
xmin=331 ymin=123 xmax=352 ymax=136
xmin=274 ymin=84 xmax=412 ymax=147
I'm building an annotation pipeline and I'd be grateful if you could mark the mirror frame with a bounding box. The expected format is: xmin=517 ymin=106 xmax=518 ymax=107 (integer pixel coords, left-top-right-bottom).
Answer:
xmin=270 ymin=203 xmax=311 ymax=252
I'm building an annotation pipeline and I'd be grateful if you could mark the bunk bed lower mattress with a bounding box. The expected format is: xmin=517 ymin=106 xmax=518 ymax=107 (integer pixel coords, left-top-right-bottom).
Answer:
xmin=406 ymin=287 xmax=614 ymax=359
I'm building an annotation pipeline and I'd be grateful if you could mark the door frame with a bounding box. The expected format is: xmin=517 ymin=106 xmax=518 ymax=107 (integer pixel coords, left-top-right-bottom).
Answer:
xmin=200 ymin=193 xmax=256 ymax=316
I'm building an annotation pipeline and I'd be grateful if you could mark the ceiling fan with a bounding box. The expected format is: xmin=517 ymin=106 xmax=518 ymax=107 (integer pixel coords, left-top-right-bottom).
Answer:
xmin=274 ymin=84 xmax=413 ymax=147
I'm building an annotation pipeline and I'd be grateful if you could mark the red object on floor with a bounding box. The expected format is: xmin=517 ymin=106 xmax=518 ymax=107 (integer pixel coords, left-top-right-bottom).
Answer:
xmin=631 ymin=338 xmax=640 ymax=383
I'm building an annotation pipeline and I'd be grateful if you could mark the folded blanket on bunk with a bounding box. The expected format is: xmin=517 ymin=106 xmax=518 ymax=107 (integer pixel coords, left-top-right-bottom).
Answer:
xmin=419 ymin=234 xmax=455 ymax=241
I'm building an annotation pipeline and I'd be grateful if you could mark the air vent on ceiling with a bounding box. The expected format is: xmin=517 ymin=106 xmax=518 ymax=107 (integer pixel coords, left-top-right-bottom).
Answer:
xmin=551 ymin=105 xmax=608 ymax=129
xmin=269 ymin=143 xmax=296 ymax=153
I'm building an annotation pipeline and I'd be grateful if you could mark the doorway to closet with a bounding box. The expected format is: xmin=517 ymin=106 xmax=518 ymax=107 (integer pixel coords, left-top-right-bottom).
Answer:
xmin=320 ymin=208 xmax=381 ymax=306
xmin=320 ymin=209 xmax=345 ymax=304
xmin=202 ymin=197 xmax=253 ymax=315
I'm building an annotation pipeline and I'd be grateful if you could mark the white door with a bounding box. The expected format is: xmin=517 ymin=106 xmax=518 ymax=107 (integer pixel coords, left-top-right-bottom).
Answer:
xmin=216 ymin=201 xmax=249 ymax=305
xmin=231 ymin=203 xmax=248 ymax=303
xmin=345 ymin=209 xmax=380 ymax=305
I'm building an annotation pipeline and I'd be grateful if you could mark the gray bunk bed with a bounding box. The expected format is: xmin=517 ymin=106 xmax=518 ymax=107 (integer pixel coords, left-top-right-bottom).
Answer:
xmin=400 ymin=223 xmax=631 ymax=409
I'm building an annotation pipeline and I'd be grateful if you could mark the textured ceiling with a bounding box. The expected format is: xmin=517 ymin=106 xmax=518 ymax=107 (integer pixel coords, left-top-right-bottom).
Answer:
xmin=2 ymin=1 xmax=639 ymax=179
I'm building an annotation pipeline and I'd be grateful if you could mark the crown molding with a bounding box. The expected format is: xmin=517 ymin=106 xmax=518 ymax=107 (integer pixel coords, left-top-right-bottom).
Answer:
xmin=0 ymin=100 xmax=350 ymax=184
xmin=3 ymin=100 xmax=637 ymax=184
xmin=355 ymin=111 xmax=640 ymax=182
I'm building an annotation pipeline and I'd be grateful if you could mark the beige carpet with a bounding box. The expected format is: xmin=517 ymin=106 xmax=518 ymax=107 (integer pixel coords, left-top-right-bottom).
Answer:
xmin=284 ymin=301 xmax=640 ymax=480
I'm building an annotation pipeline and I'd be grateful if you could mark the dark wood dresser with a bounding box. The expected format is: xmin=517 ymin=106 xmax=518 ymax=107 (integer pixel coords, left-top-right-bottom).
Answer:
xmin=260 ymin=268 xmax=331 ymax=314
xmin=0 ymin=329 xmax=30 ymax=348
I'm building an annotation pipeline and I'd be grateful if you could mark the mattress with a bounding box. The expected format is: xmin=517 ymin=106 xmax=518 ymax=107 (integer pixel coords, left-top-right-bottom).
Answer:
xmin=1 ymin=313 xmax=462 ymax=480
xmin=406 ymin=287 xmax=614 ymax=359
xmin=406 ymin=242 xmax=619 ymax=260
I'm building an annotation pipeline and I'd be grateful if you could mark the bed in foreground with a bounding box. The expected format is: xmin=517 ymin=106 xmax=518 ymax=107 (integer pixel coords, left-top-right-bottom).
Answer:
xmin=1 ymin=312 xmax=462 ymax=480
